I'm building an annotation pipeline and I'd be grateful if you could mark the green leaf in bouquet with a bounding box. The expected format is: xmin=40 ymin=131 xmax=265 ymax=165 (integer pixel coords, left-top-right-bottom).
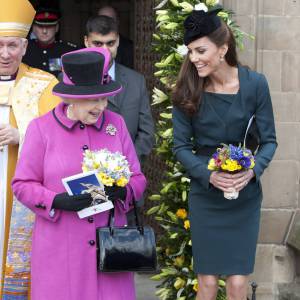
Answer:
xmin=147 ymin=205 xmax=160 ymax=215
xmin=182 ymin=190 xmax=187 ymax=201
xmin=167 ymin=211 xmax=179 ymax=222
xmin=170 ymin=0 xmax=179 ymax=7
xmin=178 ymin=2 xmax=194 ymax=13
xmin=149 ymin=194 xmax=161 ymax=201
xmin=151 ymin=274 xmax=163 ymax=281
xmin=169 ymin=232 xmax=178 ymax=239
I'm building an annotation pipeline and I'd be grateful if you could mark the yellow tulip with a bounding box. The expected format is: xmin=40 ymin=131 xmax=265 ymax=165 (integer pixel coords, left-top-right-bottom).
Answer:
xmin=176 ymin=208 xmax=187 ymax=219
xmin=97 ymin=172 xmax=114 ymax=186
xmin=193 ymin=282 xmax=198 ymax=292
xmin=174 ymin=277 xmax=186 ymax=290
xmin=184 ymin=220 xmax=190 ymax=230
xmin=116 ymin=177 xmax=128 ymax=187
xmin=208 ymin=158 xmax=216 ymax=170
xmin=174 ymin=255 xmax=185 ymax=267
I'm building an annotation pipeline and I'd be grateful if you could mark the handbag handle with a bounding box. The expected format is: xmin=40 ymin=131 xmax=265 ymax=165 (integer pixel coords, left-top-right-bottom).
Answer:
xmin=108 ymin=199 xmax=144 ymax=235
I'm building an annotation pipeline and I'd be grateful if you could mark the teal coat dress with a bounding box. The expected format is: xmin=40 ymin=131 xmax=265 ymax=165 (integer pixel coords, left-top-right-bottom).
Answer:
xmin=172 ymin=65 xmax=277 ymax=275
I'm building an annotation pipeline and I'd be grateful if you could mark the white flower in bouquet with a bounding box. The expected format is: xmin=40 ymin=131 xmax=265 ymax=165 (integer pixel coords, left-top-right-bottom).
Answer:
xmin=82 ymin=149 xmax=132 ymax=187
xmin=176 ymin=44 xmax=189 ymax=56
xmin=194 ymin=3 xmax=208 ymax=12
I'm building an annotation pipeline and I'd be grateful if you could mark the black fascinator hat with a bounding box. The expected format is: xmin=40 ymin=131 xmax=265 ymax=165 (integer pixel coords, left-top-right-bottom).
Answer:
xmin=183 ymin=6 xmax=223 ymax=45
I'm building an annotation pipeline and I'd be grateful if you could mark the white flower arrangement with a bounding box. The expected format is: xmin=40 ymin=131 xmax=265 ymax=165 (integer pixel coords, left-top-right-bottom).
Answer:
xmin=82 ymin=149 xmax=132 ymax=187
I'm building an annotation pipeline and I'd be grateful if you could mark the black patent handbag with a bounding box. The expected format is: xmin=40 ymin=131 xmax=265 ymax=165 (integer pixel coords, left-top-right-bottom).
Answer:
xmin=96 ymin=200 xmax=157 ymax=272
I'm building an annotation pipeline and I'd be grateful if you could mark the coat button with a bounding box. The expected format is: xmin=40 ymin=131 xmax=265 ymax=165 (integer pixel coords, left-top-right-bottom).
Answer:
xmin=79 ymin=123 xmax=85 ymax=129
xmin=88 ymin=217 xmax=94 ymax=223
xmin=82 ymin=145 xmax=89 ymax=150
xmin=35 ymin=203 xmax=46 ymax=209
xmin=89 ymin=240 xmax=95 ymax=246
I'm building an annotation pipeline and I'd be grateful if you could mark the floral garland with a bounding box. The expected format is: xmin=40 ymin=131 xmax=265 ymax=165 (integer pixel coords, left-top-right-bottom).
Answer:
xmin=150 ymin=1 xmax=253 ymax=299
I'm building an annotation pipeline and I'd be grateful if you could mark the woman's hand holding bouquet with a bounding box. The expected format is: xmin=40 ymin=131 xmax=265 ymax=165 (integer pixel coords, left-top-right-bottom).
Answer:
xmin=208 ymin=144 xmax=255 ymax=199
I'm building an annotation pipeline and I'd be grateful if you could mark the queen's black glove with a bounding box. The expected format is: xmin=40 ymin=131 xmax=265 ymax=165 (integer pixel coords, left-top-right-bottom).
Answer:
xmin=52 ymin=192 xmax=93 ymax=211
xmin=104 ymin=186 xmax=127 ymax=202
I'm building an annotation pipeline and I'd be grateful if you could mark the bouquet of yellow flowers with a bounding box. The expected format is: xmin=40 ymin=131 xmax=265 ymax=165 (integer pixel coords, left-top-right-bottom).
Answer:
xmin=208 ymin=144 xmax=255 ymax=199
xmin=82 ymin=149 xmax=132 ymax=187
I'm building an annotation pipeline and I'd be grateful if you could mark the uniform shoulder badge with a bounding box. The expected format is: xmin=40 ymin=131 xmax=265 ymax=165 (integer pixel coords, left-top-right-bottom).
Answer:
xmin=67 ymin=42 xmax=77 ymax=48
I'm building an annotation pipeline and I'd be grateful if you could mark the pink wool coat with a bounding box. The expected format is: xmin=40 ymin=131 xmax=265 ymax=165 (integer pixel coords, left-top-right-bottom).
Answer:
xmin=12 ymin=102 xmax=147 ymax=300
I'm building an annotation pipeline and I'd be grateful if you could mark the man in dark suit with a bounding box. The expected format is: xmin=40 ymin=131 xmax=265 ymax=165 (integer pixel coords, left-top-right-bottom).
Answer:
xmin=97 ymin=5 xmax=134 ymax=69
xmin=84 ymin=15 xmax=154 ymax=164
xmin=84 ymin=16 xmax=154 ymax=219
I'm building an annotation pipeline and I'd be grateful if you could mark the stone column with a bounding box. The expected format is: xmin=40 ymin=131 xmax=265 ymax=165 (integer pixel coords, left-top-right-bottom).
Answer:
xmin=222 ymin=0 xmax=300 ymax=299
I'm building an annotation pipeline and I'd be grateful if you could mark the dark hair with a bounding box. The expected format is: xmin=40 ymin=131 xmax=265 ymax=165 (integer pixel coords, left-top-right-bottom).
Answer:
xmin=172 ymin=20 xmax=239 ymax=115
xmin=98 ymin=5 xmax=120 ymax=24
xmin=85 ymin=15 xmax=119 ymax=36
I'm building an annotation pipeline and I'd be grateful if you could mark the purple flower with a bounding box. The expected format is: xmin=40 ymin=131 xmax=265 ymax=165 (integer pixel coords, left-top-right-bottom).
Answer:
xmin=229 ymin=145 xmax=243 ymax=160
xmin=212 ymin=152 xmax=219 ymax=159
xmin=239 ymin=156 xmax=251 ymax=168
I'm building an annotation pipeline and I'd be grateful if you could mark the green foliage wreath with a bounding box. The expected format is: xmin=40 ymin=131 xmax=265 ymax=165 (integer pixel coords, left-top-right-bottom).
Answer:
xmin=148 ymin=1 xmax=254 ymax=299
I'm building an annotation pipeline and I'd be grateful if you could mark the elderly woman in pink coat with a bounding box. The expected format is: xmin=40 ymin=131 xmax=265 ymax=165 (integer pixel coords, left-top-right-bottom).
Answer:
xmin=11 ymin=47 xmax=146 ymax=300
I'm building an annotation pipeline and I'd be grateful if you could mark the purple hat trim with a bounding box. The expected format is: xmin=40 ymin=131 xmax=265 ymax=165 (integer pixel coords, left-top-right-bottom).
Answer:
xmin=52 ymin=87 xmax=123 ymax=99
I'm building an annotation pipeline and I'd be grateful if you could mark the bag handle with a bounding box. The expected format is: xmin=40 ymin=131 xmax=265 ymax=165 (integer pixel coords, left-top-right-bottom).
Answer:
xmin=108 ymin=199 xmax=144 ymax=235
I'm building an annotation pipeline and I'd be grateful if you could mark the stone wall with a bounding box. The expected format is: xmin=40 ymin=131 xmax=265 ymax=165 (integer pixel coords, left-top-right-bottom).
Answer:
xmin=222 ymin=0 xmax=300 ymax=299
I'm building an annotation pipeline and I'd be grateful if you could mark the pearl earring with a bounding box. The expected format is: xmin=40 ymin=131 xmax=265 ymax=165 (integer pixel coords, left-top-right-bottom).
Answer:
xmin=220 ymin=56 xmax=224 ymax=62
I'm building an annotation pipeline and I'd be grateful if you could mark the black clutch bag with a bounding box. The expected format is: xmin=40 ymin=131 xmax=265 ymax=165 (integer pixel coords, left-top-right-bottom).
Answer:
xmin=244 ymin=115 xmax=260 ymax=153
xmin=96 ymin=200 xmax=157 ymax=272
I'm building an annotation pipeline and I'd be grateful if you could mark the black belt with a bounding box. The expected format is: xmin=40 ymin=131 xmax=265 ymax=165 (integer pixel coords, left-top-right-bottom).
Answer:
xmin=195 ymin=146 xmax=218 ymax=157
xmin=195 ymin=142 xmax=239 ymax=157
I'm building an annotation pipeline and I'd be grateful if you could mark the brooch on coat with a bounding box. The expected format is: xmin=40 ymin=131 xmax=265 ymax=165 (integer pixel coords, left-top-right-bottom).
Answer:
xmin=106 ymin=124 xmax=117 ymax=136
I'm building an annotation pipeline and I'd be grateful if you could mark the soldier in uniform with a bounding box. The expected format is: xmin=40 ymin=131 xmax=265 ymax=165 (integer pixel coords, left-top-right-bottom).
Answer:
xmin=22 ymin=7 xmax=77 ymax=77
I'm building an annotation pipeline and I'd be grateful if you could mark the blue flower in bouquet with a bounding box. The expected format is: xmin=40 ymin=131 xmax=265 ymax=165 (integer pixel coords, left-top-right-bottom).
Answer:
xmin=238 ymin=156 xmax=251 ymax=168
xmin=229 ymin=144 xmax=244 ymax=160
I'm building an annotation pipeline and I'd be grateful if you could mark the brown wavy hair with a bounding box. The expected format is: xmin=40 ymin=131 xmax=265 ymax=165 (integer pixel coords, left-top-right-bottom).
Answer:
xmin=172 ymin=20 xmax=239 ymax=115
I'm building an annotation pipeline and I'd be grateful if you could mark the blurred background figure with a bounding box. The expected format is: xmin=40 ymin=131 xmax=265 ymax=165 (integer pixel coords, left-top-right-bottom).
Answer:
xmin=23 ymin=6 xmax=77 ymax=77
xmin=98 ymin=5 xmax=134 ymax=69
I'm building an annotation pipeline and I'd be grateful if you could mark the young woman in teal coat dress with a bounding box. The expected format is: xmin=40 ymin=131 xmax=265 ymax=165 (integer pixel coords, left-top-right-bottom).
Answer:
xmin=172 ymin=8 xmax=277 ymax=300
